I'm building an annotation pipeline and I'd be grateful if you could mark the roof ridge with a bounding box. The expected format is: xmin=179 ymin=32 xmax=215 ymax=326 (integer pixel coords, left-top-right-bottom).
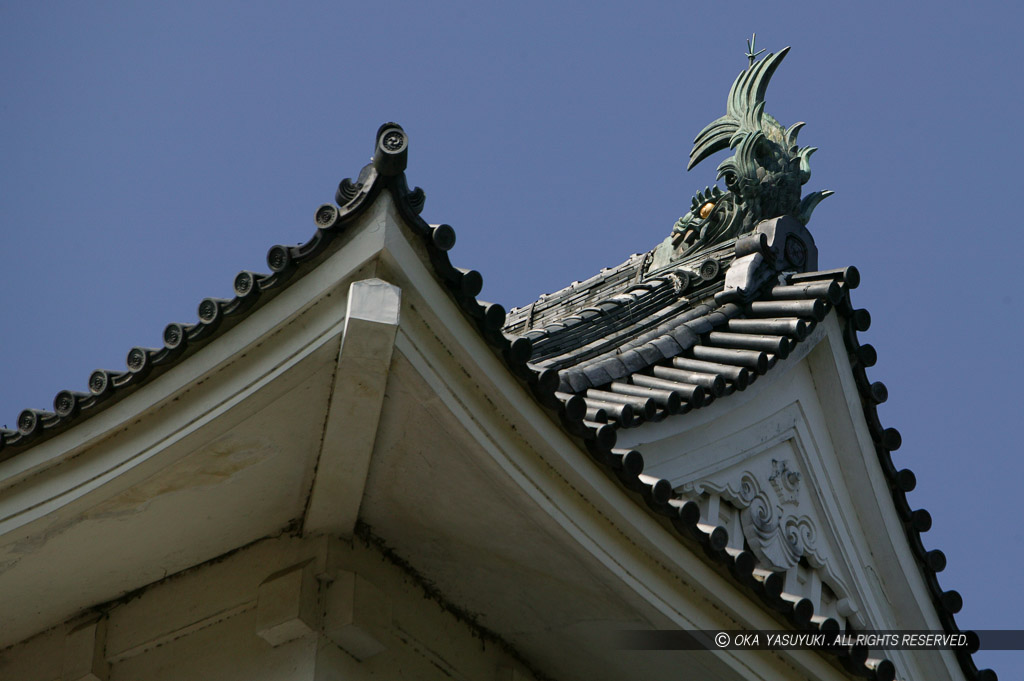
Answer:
xmin=0 ymin=124 xmax=995 ymax=681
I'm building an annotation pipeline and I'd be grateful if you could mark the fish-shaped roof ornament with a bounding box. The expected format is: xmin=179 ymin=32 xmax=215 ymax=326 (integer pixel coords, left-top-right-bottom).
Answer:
xmin=665 ymin=37 xmax=832 ymax=261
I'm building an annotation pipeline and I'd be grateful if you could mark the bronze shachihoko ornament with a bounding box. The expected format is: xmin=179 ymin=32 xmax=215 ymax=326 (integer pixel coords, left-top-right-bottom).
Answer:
xmin=651 ymin=37 xmax=832 ymax=269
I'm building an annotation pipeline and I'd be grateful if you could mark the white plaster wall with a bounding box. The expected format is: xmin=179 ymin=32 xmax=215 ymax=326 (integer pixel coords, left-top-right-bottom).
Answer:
xmin=114 ymin=614 xmax=317 ymax=681
xmin=0 ymin=533 xmax=538 ymax=681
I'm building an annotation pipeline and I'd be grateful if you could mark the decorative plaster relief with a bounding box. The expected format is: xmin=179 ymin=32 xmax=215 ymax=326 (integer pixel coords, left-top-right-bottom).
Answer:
xmin=678 ymin=437 xmax=861 ymax=626
xmin=679 ymin=436 xmax=864 ymax=626
xmin=681 ymin=443 xmax=827 ymax=574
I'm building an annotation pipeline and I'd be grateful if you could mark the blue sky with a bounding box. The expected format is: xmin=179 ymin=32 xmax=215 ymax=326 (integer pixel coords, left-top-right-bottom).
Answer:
xmin=2 ymin=2 xmax=1020 ymax=676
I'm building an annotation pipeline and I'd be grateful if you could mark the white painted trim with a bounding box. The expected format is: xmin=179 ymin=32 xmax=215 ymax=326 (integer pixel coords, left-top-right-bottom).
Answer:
xmin=378 ymin=221 xmax=851 ymax=680
xmin=0 ymin=204 xmax=390 ymax=539
xmin=304 ymin=279 xmax=402 ymax=537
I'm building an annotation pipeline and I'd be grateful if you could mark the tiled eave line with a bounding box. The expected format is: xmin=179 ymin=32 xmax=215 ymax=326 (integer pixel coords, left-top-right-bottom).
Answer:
xmin=550 ymin=276 xmax=835 ymax=428
xmin=539 ymin=268 xmax=995 ymax=681
xmin=0 ymin=159 xmax=384 ymax=456
xmin=384 ymin=150 xmax=906 ymax=679
xmin=0 ymin=123 xmax=423 ymax=457
xmin=0 ymin=123 xmax=995 ymax=681
xmin=542 ymin=269 xmax=897 ymax=680
xmin=836 ymin=295 xmax=993 ymax=681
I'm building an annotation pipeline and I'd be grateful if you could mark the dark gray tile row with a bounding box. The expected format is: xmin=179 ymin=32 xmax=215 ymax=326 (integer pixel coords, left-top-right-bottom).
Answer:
xmin=534 ymin=265 xmax=992 ymax=681
xmin=0 ymin=124 xmax=993 ymax=681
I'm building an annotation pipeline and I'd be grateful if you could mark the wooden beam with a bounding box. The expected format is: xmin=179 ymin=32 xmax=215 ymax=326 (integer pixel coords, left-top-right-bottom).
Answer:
xmin=303 ymin=279 xmax=401 ymax=537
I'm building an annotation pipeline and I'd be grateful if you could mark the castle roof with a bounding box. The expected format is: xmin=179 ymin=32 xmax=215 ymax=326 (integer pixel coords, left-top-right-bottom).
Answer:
xmin=0 ymin=119 xmax=995 ymax=681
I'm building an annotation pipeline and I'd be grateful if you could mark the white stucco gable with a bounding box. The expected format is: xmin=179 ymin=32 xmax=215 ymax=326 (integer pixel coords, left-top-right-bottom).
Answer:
xmin=618 ymin=316 xmax=966 ymax=680
xmin=0 ymin=123 xmax=991 ymax=681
